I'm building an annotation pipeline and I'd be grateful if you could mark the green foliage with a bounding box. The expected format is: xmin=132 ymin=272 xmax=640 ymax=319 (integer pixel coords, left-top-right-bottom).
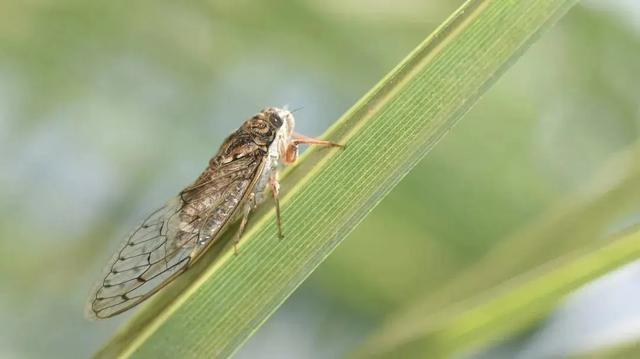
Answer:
xmin=358 ymin=148 xmax=640 ymax=358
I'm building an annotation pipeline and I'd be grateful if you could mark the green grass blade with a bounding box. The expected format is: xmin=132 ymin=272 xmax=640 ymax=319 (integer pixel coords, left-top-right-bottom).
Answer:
xmin=95 ymin=0 xmax=579 ymax=357
xmin=576 ymin=339 xmax=640 ymax=358
xmin=357 ymin=148 xmax=640 ymax=358
xmin=359 ymin=227 xmax=640 ymax=359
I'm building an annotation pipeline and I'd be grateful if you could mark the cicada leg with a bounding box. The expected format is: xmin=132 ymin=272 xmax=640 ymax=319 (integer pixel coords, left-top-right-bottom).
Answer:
xmin=269 ymin=172 xmax=284 ymax=239
xmin=284 ymin=133 xmax=344 ymax=165
xmin=291 ymin=132 xmax=344 ymax=148
xmin=276 ymin=133 xmax=344 ymax=240
xmin=233 ymin=192 xmax=255 ymax=255
xmin=283 ymin=143 xmax=298 ymax=164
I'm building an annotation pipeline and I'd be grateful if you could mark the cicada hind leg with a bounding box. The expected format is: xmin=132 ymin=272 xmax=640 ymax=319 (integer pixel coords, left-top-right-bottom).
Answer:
xmin=233 ymin=192 xmax=255 ymax=255
xmin=234 ymin=171 xmax=285 ymax=256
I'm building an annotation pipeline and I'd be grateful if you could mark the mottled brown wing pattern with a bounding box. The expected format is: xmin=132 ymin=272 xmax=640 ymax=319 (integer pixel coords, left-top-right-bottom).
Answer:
xmin=85 ymin=154 xmax=264 ymax=319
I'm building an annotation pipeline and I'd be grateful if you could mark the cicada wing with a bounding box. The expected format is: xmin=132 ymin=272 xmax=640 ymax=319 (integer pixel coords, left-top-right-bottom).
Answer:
xmin=85 ymin=197 xmax=194 ymax=319
xmin=85 ymin=155 xmax=265 ymax=319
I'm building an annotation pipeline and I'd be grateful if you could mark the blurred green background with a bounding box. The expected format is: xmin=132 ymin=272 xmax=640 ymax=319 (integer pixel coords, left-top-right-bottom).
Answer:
xmin=1 ymin=1 xmax=640 ymax=358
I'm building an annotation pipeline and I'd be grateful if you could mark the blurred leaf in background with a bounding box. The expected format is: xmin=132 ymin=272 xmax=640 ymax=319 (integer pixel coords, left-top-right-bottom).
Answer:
xmin=1 ymin=0 xmax=640 ymax=358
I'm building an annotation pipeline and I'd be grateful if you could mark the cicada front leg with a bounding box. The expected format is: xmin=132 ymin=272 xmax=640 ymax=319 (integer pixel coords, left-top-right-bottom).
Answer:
xmin=284 ymin=132 xmax=343 ymax=165
xmin=275 ymin=132 xmax=343 ymax=240
xmin=292 ymin=132 xmax=344 ymax=148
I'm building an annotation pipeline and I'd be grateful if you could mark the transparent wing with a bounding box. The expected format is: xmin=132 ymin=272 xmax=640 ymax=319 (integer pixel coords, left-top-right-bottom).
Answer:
xmin=85 ymin=155 xmax=264 ymax=319
xmin=85 ymin=198 xmax=194 ymax=319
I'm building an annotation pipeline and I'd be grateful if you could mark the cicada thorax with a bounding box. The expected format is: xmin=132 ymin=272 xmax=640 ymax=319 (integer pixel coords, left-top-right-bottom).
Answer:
xmin=174 ymin=124 xmax=275 ymax=249
xmin=216 ymin=132 xmax=263 ymax=164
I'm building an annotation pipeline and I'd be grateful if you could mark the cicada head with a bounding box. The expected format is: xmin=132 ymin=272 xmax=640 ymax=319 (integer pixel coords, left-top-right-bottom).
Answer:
xmin=244 ymin=107 xmax=294 ymax=146
xmin=265 ymin=107 xmax=295 ymax=137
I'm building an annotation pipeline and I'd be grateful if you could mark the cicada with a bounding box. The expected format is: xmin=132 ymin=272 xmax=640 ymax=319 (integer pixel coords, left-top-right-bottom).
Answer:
xmin=85 ymin=107 xmax=342 ymax=319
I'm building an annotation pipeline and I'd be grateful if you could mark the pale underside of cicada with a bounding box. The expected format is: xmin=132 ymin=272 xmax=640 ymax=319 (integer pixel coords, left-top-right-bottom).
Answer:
xmin=85 ymin=107 xmax=341 ymax=319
